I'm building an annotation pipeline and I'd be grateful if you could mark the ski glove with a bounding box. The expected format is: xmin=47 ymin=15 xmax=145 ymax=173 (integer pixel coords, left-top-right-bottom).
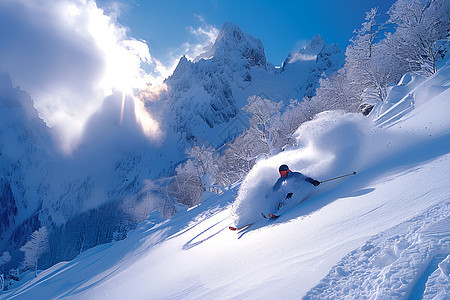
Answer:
xmin=312 ymin=180 xmax=320 ymax=186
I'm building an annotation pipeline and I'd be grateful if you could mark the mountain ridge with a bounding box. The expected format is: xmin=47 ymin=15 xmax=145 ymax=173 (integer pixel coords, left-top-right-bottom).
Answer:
xmin=164 ymin=22 xmax=344 ymax=147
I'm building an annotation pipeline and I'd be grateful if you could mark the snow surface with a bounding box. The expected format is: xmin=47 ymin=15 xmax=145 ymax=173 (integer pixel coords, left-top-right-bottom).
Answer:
xmin=1 ymin=63 xmax=449 ymax=299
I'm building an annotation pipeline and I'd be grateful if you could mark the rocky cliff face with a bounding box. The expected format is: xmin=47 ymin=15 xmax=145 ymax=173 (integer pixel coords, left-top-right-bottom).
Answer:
xmin=0 ymin=73 xmax=52 ymax=249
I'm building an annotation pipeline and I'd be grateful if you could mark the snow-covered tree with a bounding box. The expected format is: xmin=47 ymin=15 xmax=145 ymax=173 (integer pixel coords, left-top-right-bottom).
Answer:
xmin=312 ymin=69 xmax=361 ymax=112
xmin=121 ymin=179 xmax=175 ymax=223
xmin=242 ymin=95 xmax=283 ymax=155
xmin=0 ymin=252 xmax=11 ymax=269
xmin=215 ymin=129 xmax=264 ymax=186
xmin=365 ymin=39 xmax=407 ymax=102
xmin=345 ymin=7 xmax=384 ymax=101
xmin=343 ymin=7 xmax=405 ymax=103
xmin=347 ymin=7 xmax=379 ymax=61
xmin=386 ymin=0 xmax=450 ymax=75
xmin=274 ymin=99 xmax=318 ymax=149
xmin=0 ymin=252 xmax=11 ymax=290
xmin=20 ymin=227 xmax=49 ymax=277
xmin=186 ymin=144 xmax=218 ymax=186
xmin=170 ymin=160 xmax=205 ymax=207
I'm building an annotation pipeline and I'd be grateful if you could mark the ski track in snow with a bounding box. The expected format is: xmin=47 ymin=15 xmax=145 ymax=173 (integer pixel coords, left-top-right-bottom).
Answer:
xmin=304 ymin=201 xmax=450 ymax=299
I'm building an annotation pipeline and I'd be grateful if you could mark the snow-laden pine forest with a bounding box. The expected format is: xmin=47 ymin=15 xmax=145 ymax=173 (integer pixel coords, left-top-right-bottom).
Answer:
xmin=0 ymin=0 xmax=449 ymax=298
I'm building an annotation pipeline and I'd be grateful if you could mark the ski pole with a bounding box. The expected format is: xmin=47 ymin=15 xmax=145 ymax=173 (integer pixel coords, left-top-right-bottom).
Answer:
xmin=319 ymin=171 xmax=357 ymax=184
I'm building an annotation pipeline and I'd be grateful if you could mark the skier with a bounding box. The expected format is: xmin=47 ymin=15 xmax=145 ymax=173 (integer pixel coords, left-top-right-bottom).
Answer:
xmin=273 ymin=164 xmax=320 ymax=192
xmin=265 ymin=164 xmax=320 ymax=218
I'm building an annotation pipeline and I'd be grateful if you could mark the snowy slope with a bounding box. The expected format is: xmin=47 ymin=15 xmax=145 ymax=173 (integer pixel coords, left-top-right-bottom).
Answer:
xmin=1 ymin=62 xmax=448 ymax=299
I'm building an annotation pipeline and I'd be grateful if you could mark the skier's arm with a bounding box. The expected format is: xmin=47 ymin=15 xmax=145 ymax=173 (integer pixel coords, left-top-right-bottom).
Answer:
xmin=305 ymin=177 xmax=320 ymax=186
xmin=292 ymin=172 xmax=320 ymax=186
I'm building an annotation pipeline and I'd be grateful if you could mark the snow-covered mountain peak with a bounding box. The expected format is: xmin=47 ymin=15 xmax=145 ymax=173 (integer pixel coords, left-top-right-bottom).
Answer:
xmin=164 ymin=25 xmax=343 ymax=148
xmin=164 ymin=23 xmax=271 ymax=145
xmin=196 ymin=22 xmax=267 ymax=68
xmin=285 ymin=35 xmax=326 ymax=64
xmin=214 ymin=22 xmax=257 ymax=48
xmin=0 ymin=73 xmax=52 ymax=150
xmin=172 ymin=55 xmax=192 ymax=76
xmin=305 ymin=35 xmax=326 ymax=54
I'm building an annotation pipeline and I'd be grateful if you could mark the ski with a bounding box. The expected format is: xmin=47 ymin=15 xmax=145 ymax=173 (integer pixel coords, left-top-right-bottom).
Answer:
xmin=268 ymin=213 xmax=279 ymax=219
xmin=261 ymin=212 xmax=279 ymax=219
xmin=261 ymin=192 xmax=313 ymax=220
xmin=229 ymin=223 xmax=253 ymax=231
xmin=261 ymin=192 xmax=293 ymax=220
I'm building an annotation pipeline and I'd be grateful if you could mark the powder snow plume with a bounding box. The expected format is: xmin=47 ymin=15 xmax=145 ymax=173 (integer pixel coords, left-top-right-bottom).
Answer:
xmin=232 ymin=77 xmax=450 ymax=228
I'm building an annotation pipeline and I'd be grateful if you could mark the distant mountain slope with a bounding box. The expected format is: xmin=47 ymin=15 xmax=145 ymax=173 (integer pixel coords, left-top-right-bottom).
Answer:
xmin=0 ymin=73 xmax=54 ymax=252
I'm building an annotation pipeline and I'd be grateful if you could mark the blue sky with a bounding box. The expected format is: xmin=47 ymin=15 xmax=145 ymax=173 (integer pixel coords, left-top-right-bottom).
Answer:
xmin=100 ymin=0 xmax=395 ymax=66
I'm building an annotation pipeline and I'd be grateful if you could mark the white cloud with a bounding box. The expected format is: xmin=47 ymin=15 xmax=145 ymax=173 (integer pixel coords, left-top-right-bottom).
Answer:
xmin=161 ymin=17 xmax=219 ymax=71
xmin=0 ymin=0 xmax=163 ymax=152
xmin=186 ymin=20 xmax=219 ymax=61
xmin=293 ymin=39 xmax=310 ymax=52
xmin=288 ymin=53 xmax=317 ymax=63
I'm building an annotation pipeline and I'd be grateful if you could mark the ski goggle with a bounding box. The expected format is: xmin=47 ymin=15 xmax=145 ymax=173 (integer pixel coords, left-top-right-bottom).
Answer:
xmin=279 ymin=170 xmax=289 ymax=176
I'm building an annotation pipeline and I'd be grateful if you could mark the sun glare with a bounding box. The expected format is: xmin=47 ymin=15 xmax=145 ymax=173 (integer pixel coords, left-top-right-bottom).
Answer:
xmin=133 ymin=95 xmax=162 ymax=140
xmin=76 ymin=1 xmax=166 ymax=141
